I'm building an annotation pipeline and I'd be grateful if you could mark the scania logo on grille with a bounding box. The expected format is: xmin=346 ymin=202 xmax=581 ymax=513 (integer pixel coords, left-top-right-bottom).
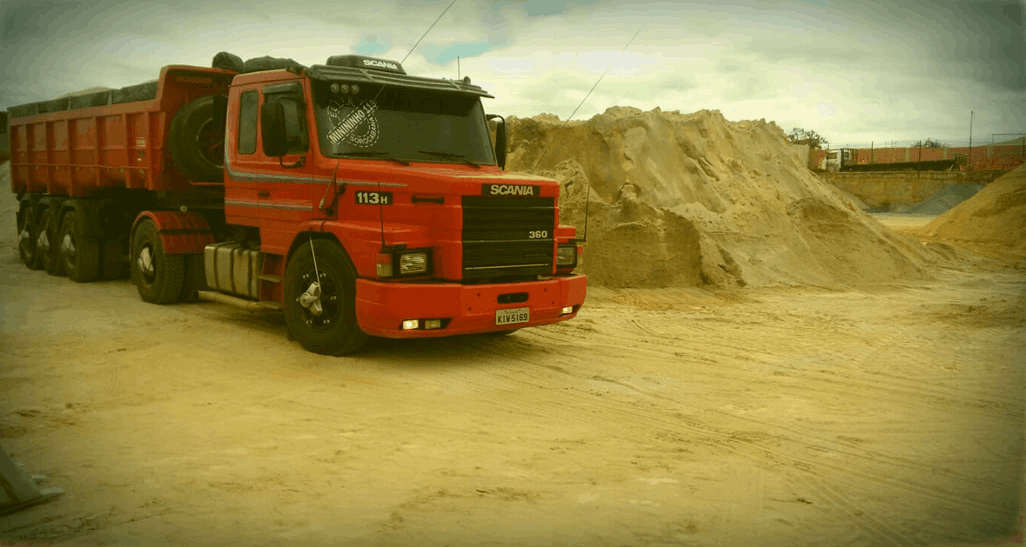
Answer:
xmin=483 ymin=184 xmax=540 ymax=197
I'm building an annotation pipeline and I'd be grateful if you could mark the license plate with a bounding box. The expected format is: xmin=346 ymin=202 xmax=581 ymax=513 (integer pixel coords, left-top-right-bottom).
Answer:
xmin=495 ymin=307 xmax=530 ymax=325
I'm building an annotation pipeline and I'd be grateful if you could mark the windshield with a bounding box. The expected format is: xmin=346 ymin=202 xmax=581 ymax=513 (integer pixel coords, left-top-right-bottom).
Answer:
xmin=311 ymin=80 xmax=496 ymax=165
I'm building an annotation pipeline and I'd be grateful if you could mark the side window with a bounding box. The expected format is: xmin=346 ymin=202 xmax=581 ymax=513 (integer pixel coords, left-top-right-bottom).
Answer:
xmin=238 ymin=91 xmax=258 ymax=154
xmin=263 ymin=82 xmax=309 ymax=154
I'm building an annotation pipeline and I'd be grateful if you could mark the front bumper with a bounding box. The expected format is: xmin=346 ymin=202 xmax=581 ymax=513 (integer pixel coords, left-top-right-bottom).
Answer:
xmin=354 ymin=274 xmax=587 ymax=338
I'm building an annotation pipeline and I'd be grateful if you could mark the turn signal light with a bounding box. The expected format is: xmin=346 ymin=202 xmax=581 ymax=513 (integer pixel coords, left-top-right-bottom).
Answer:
xmin=376 ymin=253 xmax=393 ymax=277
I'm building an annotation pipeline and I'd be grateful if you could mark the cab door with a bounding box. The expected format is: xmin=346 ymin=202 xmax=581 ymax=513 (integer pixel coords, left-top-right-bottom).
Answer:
xmin=224 ymin=86 xmax=263 ymax=226
xmin=225 ymin=80 xmax=318 ymax=254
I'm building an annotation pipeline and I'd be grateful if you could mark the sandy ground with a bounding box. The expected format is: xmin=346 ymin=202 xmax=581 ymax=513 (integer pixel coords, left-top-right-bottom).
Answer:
xmin=1 ymin=210 xmax=1023 ymax=546
xmin=871 ymin=213 xmax=939 ymax=233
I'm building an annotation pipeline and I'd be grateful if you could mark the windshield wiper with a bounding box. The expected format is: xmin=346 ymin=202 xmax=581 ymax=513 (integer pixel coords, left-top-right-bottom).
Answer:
xmin=417 ymin=150 xmax=480 ymax=168
xmin=337 ymin=151 xmax=410 ymax=166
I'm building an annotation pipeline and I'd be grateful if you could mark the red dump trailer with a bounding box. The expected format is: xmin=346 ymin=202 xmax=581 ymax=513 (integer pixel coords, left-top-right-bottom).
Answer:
xmin=8 ymin=53 xmax=586 ymax=355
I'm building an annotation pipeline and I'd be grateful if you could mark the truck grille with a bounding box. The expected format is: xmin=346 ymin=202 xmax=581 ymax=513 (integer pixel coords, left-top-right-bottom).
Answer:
xmin=462 ymin=196 xmax=554 ymax=281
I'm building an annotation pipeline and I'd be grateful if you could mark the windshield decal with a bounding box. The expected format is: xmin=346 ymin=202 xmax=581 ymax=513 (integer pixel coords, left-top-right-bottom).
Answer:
xmin=327 ymin=99 xmax=379 ymax=148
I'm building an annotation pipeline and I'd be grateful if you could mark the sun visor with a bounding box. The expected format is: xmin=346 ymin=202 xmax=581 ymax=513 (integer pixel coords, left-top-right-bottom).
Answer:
xmin=306 ymin=65 xmax=494 ymax=98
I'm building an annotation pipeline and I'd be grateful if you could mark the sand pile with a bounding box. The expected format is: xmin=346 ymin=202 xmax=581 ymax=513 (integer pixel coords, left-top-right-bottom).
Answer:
xmin=919 ymin=164 xmax=1026 ymax=254
xmin=506 ymin=107 xmax=934 ymax=289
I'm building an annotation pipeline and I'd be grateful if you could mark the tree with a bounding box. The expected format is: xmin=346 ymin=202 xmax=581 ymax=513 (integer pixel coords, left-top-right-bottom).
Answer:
xmin=911 ymin=138 xmax=946 ymax=148
xmin=787 ymin=127 xmax=828 ymax=150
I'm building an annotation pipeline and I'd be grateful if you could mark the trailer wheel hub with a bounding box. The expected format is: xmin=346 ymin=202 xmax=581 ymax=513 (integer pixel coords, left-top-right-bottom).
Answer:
xmin=37 ymin=229 xmax=49 ymax=251
xmin=62 ymin=233 xmax=76 ymax=255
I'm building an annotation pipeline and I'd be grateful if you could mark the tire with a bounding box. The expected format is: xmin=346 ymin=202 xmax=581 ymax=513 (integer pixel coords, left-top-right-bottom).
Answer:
xmin=168 ymin=95 xmax=227 ymax=182
xmin=131 ymin=219 xmax=185 ymax=304
xmin=211 ymin=51 xmax=245 ymax=73
xmin=58 ymin=210 xmax=100 ymax=282
xmin=37 ymin=206 xmax=65 ymax=277
xmin=180 ymin=253 xmax=208 ymax=302
xmin=17 ymin=203 xmax=42 ymax=270
xmin=284 ymin=239 xmax=367 ymax=356
xmin=100 ymin=238 xmax=126 ymax=279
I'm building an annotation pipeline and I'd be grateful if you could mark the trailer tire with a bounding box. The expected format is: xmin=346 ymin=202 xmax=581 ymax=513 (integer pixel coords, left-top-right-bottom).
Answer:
xmin=58 ymin=210 xmax=100 ymax=282
xmin=100 ymin=239 xmax=126 ymax=279
xmin=17 ymin=204 xmax=42 ymax=270
xmin=131 ymin=219 xmax=185 ymax=304
xmin=37 ymin=206 xmax=65 ymax=277
xmin=180 ymin=253 xmax=207 ymax=302
xmin=284 ymin=239 xmax=368 ymax=356
xmin=169 ymin=95 xmax=227 ymax=183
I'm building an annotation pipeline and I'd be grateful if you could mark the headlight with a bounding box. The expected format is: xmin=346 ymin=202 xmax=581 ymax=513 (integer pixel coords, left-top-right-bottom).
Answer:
xmin=557 ymin=243 xmax=577 ymax=268
xmin=398 ymin=250 xmax=430 ymax=275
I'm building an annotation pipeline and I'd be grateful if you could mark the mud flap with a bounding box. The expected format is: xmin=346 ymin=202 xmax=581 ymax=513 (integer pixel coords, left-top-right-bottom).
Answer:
xmin=0 ymin=444 xmax=63 ymax=516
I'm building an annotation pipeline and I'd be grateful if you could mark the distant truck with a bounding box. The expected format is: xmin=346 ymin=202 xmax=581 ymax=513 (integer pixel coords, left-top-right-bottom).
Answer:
xmin=818 ymin=148 xmax=962 ymax=173
xmin=7 ymin=53 xmax=586 ymax=355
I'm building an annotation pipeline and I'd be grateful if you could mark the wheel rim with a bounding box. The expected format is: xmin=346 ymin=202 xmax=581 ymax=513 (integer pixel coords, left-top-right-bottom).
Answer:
xmin=36 ymin=214 xmax=51 ymax=261
xmin=295 ymin=268 xmax=343 ymax=330
xmin=61 ymin=228 xmax=77 ymax=270
xmin=19 ymin=212 xmax=36 ymax=262
xmin=196 ymin=119 xmax=225 ymax=169
xmin=138 ymin=244 xmax=157 ymax=285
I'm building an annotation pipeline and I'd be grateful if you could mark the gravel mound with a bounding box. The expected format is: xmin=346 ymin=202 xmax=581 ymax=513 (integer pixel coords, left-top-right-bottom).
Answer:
xmin=905 ymin=184 xmax=984 ymax=215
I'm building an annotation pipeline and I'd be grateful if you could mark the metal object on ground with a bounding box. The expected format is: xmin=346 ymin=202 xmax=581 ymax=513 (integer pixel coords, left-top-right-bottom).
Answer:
xmin=0 ymin=444 xmax=63 ymax=516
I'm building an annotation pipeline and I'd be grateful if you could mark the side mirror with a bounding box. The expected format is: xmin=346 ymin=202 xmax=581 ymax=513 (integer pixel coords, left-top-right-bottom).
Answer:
xmin=260 ymin=102 xmax=287 ymax=157
xmin=487 ymin=114 xmax=507 ymax=170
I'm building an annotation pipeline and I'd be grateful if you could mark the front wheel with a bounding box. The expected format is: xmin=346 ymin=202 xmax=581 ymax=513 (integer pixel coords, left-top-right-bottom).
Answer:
xmin=284 ymin=239 xmax=367 ymax=356
xmin=131 ymin=219 xmax=185 ymax=304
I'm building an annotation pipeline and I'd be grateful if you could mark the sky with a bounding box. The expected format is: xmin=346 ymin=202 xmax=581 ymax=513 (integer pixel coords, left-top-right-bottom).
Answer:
xmin=2 ymin=0 xmax=1024 ymax=148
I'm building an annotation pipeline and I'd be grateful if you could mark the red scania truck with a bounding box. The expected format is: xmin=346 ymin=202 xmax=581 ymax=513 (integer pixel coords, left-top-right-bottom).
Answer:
xmin=8 ymin=53 xmax=586 ymax=355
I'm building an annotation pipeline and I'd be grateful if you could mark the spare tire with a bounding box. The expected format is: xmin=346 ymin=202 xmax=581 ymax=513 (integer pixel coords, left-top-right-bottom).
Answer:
xmin=169 ymin=95 xmax=227 ymax=182
xmin=212 ymin=51 xmax=245 ymax=73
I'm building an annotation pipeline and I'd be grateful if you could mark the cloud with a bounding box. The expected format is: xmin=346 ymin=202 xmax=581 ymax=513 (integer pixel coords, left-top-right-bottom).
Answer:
xmin=355 ymin=35 xmax=391 ymax=56
xmin=1 ymin=0 xmax=1023 ymax=148
xmin=422 ymin=40 xmax=496 ymax=66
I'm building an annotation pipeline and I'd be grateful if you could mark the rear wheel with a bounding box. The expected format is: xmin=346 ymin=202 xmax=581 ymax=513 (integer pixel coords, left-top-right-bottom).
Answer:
xmin=284 ymin=239 xmax=367 ymax=356
xmin=37 ymin=206 xmax=65 ymax=277
xmin=131 ymin=219 xmax=185 ymax=304
xmin=58 ymin=210 xmax=100 ymax=282
xmin=17 ymin=204 xmax=42 ymax=270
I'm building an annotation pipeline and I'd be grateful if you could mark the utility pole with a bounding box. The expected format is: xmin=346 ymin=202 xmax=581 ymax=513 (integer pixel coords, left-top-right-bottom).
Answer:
xmin=457 ymin=56 xmax=461 ymax=80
